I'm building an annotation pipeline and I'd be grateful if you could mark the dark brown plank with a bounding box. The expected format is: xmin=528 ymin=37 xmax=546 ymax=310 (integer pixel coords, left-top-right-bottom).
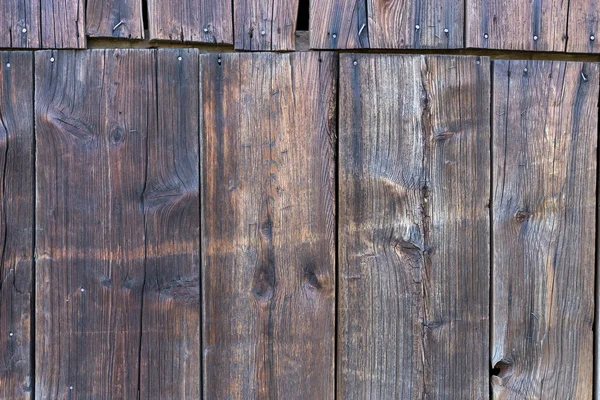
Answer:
xmin=86 ymin=0 xmax=144 ymax=39
xmin=566 ymin=1 xmax=600 ymax=53
xmin=310 ymin=0 xmax=369 ymax=48
xmin=0 ymin=0 xmax=40 ymax=48
xmin=367 ymin=0 xmax=463 ymax=48
xmin=338 ymin=54 xmax=490 ymax=398
xmin=148 ymin=0 xmax=233 ymax=44
xmin=466 ymin=0 xmax=569 ymax=51
xmin=0 ymin=52 xmax=34 ymax=399
xmin=233 ymin=0 xmax=298 ymax=50
xmin=201 ymin=52 xmax=336 ymax=399
xmin=139 ymin=49 xmax=201 ymax=399
xmin=492 ymin=60 xmax=597 ymax=399
xmin=41 ymin=0 xmax=85 ymax=48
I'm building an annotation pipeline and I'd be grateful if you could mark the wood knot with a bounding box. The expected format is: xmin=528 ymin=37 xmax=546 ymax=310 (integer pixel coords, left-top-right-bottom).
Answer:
xmin=303 ymin=261 xmax=322 ymax=290
xmin=515 ymin=209 xmax=531 ymax=223
xmin=492 ymin=358 xmax=513 ymax=379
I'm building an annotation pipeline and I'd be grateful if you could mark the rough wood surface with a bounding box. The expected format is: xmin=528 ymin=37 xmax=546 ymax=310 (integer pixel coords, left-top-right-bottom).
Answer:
xmin=86 ymin=0 xmax=144 ymax=39
xmin=41 ymin=0 xmax=85 ymax=48
xmin=148 ymin=0 xmax=233 ymax=44
xmin=566 ymin=0 xmax=600 ymax=53
xmin=338 ymin=54 xmax=491 ymax=399
xmin=201 ymin=52 xmax=336 ymax=399
xmin=0 ymin=52 xmax=34 ymax=399
xmin=35 ymin=49 xmax=200 ymax=398
xmin=310 ymin=0 xmax=369 ymax=48
xmin=233 ymin=0 xmax=298 ymax=50
xmin=466 ymin=0 xmax=568 ymax=51
xmin=0 ymin=0 xmax=40 ymax=47
xmin=492 ymin=60 xmax=597 ymax=399
xmin=367 ymin=0 xmax=463 ymax=48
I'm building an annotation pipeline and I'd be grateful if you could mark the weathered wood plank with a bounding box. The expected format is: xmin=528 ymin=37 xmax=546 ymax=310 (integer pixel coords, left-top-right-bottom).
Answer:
xmin=0 ymin=0 xmax=40 ymax=48
xmin=139 ymin=49 xmax=201 ymax=399
xmin=466 ymin=0 xmax=568 ymax=51
xmin=201 ymin=52 xmax=336 ymax=399
xmin=233 ymin=0 xmax=298 ymax=50
xmin=0 ymin=52 xmax=34 ymax=399
xmin=492 ymin=60 xmax=597 ymax=399
xmin=148 ymin=0 xmax=233 ymax=44
xmin=367 ymin=0 xmax=463 ymax=48
xmin=86 ymin=0 xmax=144 ymax=39
xmin=310 ymin=0 xmax=369 ymax=48
xmin=338 ymin=54 xmax=490 ymax=398
xmin=566 ymin=1 xmax=600 ymax=53
xmin=41 ymin=0 xmax=85 ymax=48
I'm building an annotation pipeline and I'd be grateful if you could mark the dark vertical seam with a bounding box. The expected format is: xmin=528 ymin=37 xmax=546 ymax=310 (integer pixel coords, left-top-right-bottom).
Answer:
xmin=564 ymin=0 xmax=572 ymax=52
xmin=489 ymin=59 xmax=494 ymax=400
xmin=197 ymin=52 xmax=203 ymax=400
xmin=30 ymin=52 xmax=36 ymax=400
xmin=333 ymin=51 xmax=340 ymax=400
xmin=593 ymin=64 xmax=599 ymax=400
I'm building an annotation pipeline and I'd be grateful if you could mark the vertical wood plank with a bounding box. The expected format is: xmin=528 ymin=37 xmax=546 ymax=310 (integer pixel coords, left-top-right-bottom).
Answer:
xmin=338 ymin=54 xmax=490 ymax=398
xmin=0 ymin=0 xmax=40 ymax=48
xmin=148 ymin=0 xmax=233 ymax=44
xmin=0 ymin=52 xmax=34 ymax=399
xmin=41 ymin=0 xmax=86 ymax=48
xmin=566 ymin=1 xmax=600 ymax=53
xmin=201 ymin=52 xmax=336 ymax=399
xmin=466 ymin=0 xmax=568 ymax=51
xmin=86 ymin=0 xmax=144 ymax=39
xmin=492 ymin=60 xmax=597 ymax=399
xmin=36 ymin=49 xmax=151 ymax=398
xmin=310 ymin=0 xmax=369 ymax=49
xmin=139 ymin=49 xmax=201 ymax=399
xmin=233 ymin=0 xmax=298 ymax=50
xmin=367 ymin=0 xmax=463 ymax=48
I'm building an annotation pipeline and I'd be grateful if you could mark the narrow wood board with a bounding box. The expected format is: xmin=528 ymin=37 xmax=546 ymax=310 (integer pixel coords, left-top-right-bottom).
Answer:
xmin=41 ymin=0 xmax=86 ymax=48
xmin=310 ymin=0 xmax=369 ymax=48
xmin=0 ymin=52 xmax=34 ymax=399
xmin=0 ymin=0 xmax=40 ymax=47
xmin=338 ymin=54 xmax=491 ymax=398
xmin=233 ymin=0 xmax=298 ymax=50
xmin=492 ymin=60 xmax=597 ymax=398
xmin=35 ymin=49 xmax=200 ymax=398
xmin=466 ymin=0 xmax=568 ymax=51
xmin=86 ymin=0 xmax=144 ymax=39
xmin=148 ymin=0 xmax=233 ymax=44
xmin=201 ymin=52 xmax=336 ymax=399
xmin=566 ymin=0 xmax=600 ymax=53
xmin=367 ymin=0 xmax=463 ymax=48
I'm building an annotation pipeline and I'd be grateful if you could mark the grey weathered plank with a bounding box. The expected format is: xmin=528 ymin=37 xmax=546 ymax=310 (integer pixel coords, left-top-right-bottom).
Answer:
xmin=148 ymin=0 xmax=233 ymax=44
xmin=233 ymin=0 xmax=298 ymax=50
xmin=41 ymin=0 xmax=86 ymax=48
xmin=367 ymin=0 xmax=463 ymax=48
xmin=0 ymin=52 xmax=34 ymax=399
xmin=566 ymin=0 xmax=600 ymax=53
xmin=492 ymin=60 xmax=597 ymax=399
xmin=338 ymin=54 xmax=490 ymax=398
xmin=86 ymin=0 xmax=144 ymax=39
xmin=0 ymin=0 xmax=40 ymax=48
xmin=201 ymin=52 xmax=336 ymax=399
xmin=310 ymin=0 xmax=369 ymax=48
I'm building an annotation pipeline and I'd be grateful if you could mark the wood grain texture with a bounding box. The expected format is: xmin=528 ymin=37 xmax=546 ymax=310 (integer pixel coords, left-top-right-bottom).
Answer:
xmin=310 ymin=0 xmax=369 ymax=49
xmin=0 ymin=0 xmax=40 ymax=47
xmin=139 ymin=49 xmax=201 ymax=399
xmin=0 ymin=52 xmax=34 ymax=399
xmin=86 ymin=0 xmax=144 ymax=39
xmin=492 ymin=60 xmax=597 ymax=399
xmin=566 ymin=0 xmax=600 ymax=53
xmin=233 ymin=0 xmax=298 ymax=50
xmin=201 ymin=52 xmax=336 ymax=399
xmin=41 ymin=0 xmax=85 ymax=48
xmin=148 ymin=0 xmax=233 ymax=44
xmin=367 ymin=0 xmax=463 ymax=48
xmin=338 ymin=54 xmax=490 ymax=399
xmin=35 ymin=49 xmax=200 ymax=398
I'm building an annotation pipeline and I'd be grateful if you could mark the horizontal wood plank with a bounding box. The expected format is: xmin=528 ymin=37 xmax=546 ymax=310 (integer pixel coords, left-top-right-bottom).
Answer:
xmin=41 ymin=0 xmax=86 ymax=48
xmin=0 ymin=0 xmax=40 ymax=48
xmin=86 ymin=0 xmax=144 ymax=39
xmin=310 ymin=0 xmax=369 ymax=48
xmin=233 ymin=0 xmax=298 ymax=50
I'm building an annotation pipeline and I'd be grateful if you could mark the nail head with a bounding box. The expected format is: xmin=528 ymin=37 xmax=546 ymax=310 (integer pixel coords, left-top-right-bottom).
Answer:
xmin=261 ymin=30 xmax=266 ymax=36
xmin=178 ymin=56 xmax=182 ymax=61
xmin=353 ymin=60 xmax=358 ymax=66
xmin=204 ymin=28 xmax=209 ymax=33
xmin=80 ymin=287 xmax=85 ymax=292
xmin=9 ymin=332 xmax=13 ymax=337
xmin=21 ymin=28 xmax=27 ymax=33
xmin=591 ymin=35 xmax=595 ymax=41
xmin=50 ymin=57 xmax=55 ymax=63
xmin=444 ymin=28 xmax=449 ymax=33
xmin=533 ymin=35 xmax=538 ymax=41
xmin=484 ymin=33 xmax=489 ymax=39
xmin=5 ymin=63 xmax=10 ymax=68
xmin=332 ymin=33 xmax=337 ymax=39
xmin=415 ymin=25 xmax=420 ymax=30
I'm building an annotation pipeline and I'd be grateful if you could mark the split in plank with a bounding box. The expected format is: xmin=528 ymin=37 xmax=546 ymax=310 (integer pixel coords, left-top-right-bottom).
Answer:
xmin=41 ymin=0 xmax=86 ymax=48
xmin=0 ymin=52 xmax=34 ymax=400
xmin=234 ymin=0 xmax=298 ymax=50
xmin=201 ymin=52 xmax=337 ymax=399
xmin=35 ymin=49 xmax=200 ymax=398
xmin=86 ymin=0 xmax=144 ymax=39
xmin=338 ymin=54 xmax=491 ymax=398
xmin=492 ymin=60 xmax=597 ymax=399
